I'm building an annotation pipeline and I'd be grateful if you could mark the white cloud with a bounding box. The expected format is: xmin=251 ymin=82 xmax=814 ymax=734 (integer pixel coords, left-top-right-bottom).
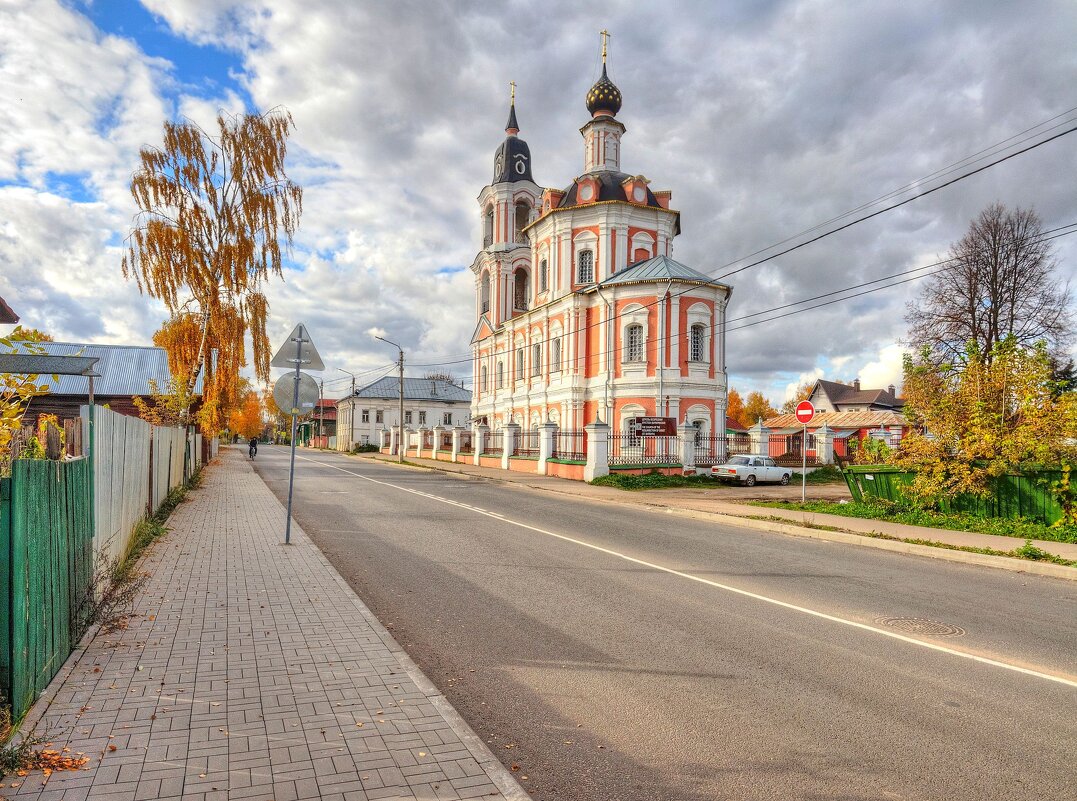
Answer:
xmin=2 ymin=0 xmax=1075 ymax=406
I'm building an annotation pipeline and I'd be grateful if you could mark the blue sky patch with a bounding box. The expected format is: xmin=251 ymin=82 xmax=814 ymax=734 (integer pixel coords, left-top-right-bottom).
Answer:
xmin=84 ymin=0 xmax=251 ymax=106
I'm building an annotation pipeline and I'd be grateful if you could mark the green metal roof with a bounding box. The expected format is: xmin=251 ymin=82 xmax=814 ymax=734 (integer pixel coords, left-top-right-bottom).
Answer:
xmin=599 ymin=255 xmax=730 ymax=289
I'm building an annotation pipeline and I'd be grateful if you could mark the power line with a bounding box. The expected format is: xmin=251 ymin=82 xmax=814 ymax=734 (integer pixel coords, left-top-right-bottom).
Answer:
xmin=410 ymin=108 xmax=1077 ymax=371
xmin=711 ymin=107 xmax=1077 ymax=273
xmin=713 ymin=121 xmax=1077 ymax=281
xmin=412 ymin=223 xmax=1077 ymax=373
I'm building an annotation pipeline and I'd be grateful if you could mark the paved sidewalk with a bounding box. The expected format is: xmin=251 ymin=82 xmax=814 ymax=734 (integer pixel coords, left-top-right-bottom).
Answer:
xmin=1 ymin=450 xmax=525 ymax=801
xmin=363 ymin=452 xmax=1077 ymax=563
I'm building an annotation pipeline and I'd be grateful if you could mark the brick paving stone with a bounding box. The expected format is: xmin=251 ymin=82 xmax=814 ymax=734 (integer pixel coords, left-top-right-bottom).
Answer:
xmin=1 ymin=450 xmax=521 ymax=801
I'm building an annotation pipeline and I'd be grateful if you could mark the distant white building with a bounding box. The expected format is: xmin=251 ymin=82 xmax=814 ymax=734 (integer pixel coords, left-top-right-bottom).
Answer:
xmin=335 ymin=377 xmax=472 ymax=451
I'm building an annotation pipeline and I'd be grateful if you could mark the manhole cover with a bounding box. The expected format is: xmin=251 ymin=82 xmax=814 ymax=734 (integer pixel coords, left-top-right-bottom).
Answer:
xmin=875 ymin=617 xmax=966 ymax=637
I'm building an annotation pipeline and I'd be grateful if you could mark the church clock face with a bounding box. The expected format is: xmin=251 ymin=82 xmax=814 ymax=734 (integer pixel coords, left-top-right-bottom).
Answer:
xmin=514 ymin=154 xmax=528 ymax=174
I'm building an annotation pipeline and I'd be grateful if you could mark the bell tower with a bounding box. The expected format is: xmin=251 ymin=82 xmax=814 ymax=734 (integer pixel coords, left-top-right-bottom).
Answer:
xmin=581 ymin=30 xmax=625 ymax=173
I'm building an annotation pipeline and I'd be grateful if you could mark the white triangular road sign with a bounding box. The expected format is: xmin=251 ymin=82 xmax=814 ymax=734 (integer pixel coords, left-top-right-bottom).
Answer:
xmin=271 ymin=323 xmax=324 ymax=371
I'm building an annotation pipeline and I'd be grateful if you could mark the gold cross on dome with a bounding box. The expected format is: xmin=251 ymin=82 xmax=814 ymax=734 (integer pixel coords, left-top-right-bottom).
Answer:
xmin=600 ymin=29 xmax=610 ymax=62
xmin=510 ymin=80 xmax=516 ymax=104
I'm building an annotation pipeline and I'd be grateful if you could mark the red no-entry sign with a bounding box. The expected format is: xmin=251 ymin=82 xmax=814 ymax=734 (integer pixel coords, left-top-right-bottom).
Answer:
xmin=795 ymin=400 xmax=816 ymax=424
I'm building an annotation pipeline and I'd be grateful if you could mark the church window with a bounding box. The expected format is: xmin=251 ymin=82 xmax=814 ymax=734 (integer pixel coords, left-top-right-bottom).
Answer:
xmin=483 ymin=206 xmax=494 ymax=247
xmin=515 ymin=348 xmax=524 ymax=380
xmin=361 ymin=409 xmax=369 ymax=423
xmin=539 ymin=259 xmax=548 ymax=293
xmin=419 ymin=411 xmax=426 ymax=425
xmin=376 ymin=410 xmax=383 ymax=424
xmin=515 ymin=202 xmax=530 ymax=244
xmin=577 ymin=249 xmax=594 ymax=283
xmin=480 ymin=272 xmax=490 ymax=313
xmin=496 ymin=361 xmax=504 ymax=388
xmin=480 ymin=366 xmax=488 ymax=392
xmin=405 ymin=411 xmax=412 ymax=424
xmin=625 ymin=324 xmax=644 ymax=362
xmin=551 ymin=338 xmax=562 ymax=372
xmin=531 ymin=343 xmax=542 ymax=376
xmin=443 ymin=412 xmax=452 ymax=425
xmin=513 ymin=268 xmax=529 ymax=311
xmin=690 ymin=324 xmax=707 ymax=362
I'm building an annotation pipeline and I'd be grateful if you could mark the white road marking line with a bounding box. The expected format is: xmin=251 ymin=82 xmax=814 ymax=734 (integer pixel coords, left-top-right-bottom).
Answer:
xmin=293 ymin=453 xmax=1077 ymax=689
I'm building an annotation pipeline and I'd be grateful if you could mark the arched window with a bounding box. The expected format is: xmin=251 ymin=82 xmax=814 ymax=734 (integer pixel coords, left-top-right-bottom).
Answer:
xmin=480 ymin=365 xmax=488 ymax=392
xmin=577 ymin=249 xmax=594 ymax=283
xmin=625 ymin=324 xmax=644 ymax=362
xmin=483 ymin=206 xmax=494 ymax=247
xmin=480 ymin=271 xmax=490 ymax=314
xmin=690 ymin=324 xmax=707 ymax=362
xmin=633 ymin=248 xmax=650 ymax=262
xmin=496 ymin=361 xmax=504 ymax=388
xmin=539 ymin=259 xmax=548 ymax=293
xmin=515 ymin=202 xmax=530 ymax=243
xmin=513 ymin=268 xmax=529 ymax=311
xmin=551 ymin=338 xmax=562 ymax=372
xmin=531 ymin=343 xmax=542 ymax=376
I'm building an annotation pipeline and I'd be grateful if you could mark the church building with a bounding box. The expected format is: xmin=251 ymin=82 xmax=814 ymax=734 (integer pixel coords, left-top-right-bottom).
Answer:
xmin=469 ymin=40 xmax=732 ymax=437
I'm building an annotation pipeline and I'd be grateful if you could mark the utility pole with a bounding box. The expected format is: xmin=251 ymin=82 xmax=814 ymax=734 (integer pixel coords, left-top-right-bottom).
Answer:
xmin=374 ymin=335 xmax=405 ymax=463
xmin=317 ymin=378 xmax=324 ymax=442
xmin=337 ymin=368 xmax=357 ymax=450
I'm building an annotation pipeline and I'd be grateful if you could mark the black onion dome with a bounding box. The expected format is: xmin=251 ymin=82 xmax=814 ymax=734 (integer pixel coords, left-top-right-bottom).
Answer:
xmin=586 ymin=64 xmax=622 ymax=117
xmin=492 ymin=136 xmax=534 ymax=184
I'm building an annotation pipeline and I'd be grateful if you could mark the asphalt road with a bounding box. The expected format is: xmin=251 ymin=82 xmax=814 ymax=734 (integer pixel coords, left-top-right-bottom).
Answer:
xmin=251 ymin=445 xmax=1077 ymax=801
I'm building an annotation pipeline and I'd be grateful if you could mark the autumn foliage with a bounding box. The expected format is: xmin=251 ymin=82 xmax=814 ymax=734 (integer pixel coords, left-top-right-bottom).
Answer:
xmin=123 ymin=109 xmax=302 ymax=434
xmin=893 ymin=339 xmax=1077 ymax=507
xmin=228 ymin=383 xmax=265 ymax=440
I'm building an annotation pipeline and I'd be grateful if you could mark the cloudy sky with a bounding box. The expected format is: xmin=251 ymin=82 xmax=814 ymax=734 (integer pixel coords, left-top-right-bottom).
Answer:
xmin=2 ymin=0 xmax=1076 ymax=403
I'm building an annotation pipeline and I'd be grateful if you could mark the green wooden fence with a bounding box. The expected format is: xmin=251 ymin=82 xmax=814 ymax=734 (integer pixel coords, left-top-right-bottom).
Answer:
xmin=0 ymin=458 xmax=93 ymax=723
xmin=842 ymin=465 xmax=1066 ymax=525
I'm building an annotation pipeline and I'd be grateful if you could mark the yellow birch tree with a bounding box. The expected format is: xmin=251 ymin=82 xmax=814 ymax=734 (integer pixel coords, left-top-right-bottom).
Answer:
xmin=123 ymin=109 xmax=303 ymax=434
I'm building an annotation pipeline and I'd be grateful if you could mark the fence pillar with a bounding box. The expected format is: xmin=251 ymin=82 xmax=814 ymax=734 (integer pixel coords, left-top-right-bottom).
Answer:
xmin=413 ymin=426 xmax=425 ymax=457
xmin=431 ymin=425 xmax=443 ymax=458
xmin=749 ymin=418 xmax=770 ymax=456
xmin=473 ymin=423 xmax=488 ymax=466
xmin=584 ymin=421 xmax=610 ymax=482
xmin=537 ymin=422 xmax=557 ymax=475
xmin=678 ymin=422 xmax=696 ymax=472
xmin=502 ymin=423 xmax=520 ymax=470
xmin=817 ymin=424 xmax=834 ymax=464
xmin=451 ymin=426 xmax=463 ymax=463
xmin=389 ymin=425 xmax=399 ymax=455
xmin=379 ymin=429 xmax=388 ymax=449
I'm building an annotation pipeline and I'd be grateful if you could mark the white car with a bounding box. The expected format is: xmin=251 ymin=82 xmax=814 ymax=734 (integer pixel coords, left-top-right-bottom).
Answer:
xmin=711 ymin=454 xmax=791 ymax=486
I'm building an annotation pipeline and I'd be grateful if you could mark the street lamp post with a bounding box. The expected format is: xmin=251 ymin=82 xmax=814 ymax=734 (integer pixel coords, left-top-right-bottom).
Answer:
xmin=338 ymin=368 xmax=357 ymax=451
xmin=374 ymin=335 xmax=405 ymax=463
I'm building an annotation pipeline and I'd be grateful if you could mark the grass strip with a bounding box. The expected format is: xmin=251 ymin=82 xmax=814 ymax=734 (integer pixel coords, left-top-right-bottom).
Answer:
xmin=741 ymin=514 xmax=1076 ymax=567
xmin=748 ymin=499 xmax=1077 ymax=544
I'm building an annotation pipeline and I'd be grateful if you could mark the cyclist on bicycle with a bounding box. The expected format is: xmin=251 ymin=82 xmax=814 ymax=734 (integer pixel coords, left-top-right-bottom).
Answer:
xmin=248 ymin=437 xmax=258 ymax=459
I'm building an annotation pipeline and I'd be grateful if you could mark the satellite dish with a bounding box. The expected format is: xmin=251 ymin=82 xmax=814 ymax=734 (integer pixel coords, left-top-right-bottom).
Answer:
xmin=273 ymin=371 xmax=319 ymax=416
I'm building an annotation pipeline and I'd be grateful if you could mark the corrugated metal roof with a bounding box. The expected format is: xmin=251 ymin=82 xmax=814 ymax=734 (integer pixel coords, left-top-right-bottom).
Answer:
xmin=764 ymin=410 xmax=906 ymax=429
xmin=351 ymin=376 xmax=471 ymax=403
xmin=11 ymin=341 xmax=205 ymax=396
xmin=599 ymin=254 xmax=730 ymax=289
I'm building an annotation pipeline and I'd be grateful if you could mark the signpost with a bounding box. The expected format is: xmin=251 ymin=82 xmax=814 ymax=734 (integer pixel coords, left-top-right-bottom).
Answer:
xmin=629 ymin=416 xmax=677 ymax=437
xmin=271 ymin=324 xmax=324 ymax=544
xmin=794 ymin=400 xmax=815 ymax=503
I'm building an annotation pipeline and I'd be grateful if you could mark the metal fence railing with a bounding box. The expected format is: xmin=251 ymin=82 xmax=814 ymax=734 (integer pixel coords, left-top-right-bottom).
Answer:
xmin=609 ymin=434 xmax=681 ymax=466
xmin=769 ymin=433 xmax=820 ymax=466
xmin=458 ymin=430 xmax=473 ymax=454
xmin=438 ymin=430 xmax=453 ymax=450
xmin=515 ymin=429 xmax=540 ymax=456
xmin=552 ymin=429 xmax=587 ymax=461
xmin=422 ymin=430 xmax=434 ymax=450
xmin=486 ymin=430 xmax=504 ymax=455
xmin=692 ymin=434 xmax=751 ymax=467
